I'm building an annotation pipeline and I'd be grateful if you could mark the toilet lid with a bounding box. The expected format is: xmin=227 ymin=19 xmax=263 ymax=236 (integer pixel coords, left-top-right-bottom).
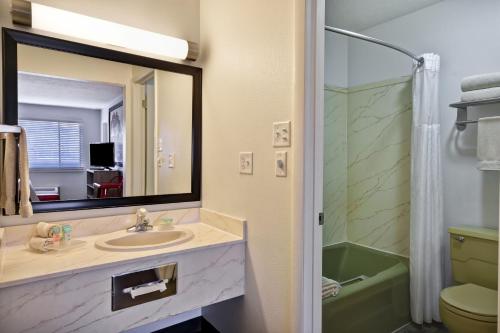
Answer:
xmin=440 ymin=283 xmax=497 ymax=317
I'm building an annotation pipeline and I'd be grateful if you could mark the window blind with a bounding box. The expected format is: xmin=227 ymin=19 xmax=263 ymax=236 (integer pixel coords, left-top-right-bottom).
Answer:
xmin=19 ymin=119 xmax=82 ymax=169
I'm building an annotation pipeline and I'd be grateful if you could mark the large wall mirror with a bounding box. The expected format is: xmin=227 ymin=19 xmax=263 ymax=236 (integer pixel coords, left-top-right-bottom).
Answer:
xmin=2 ymin=28 xmax=201 ymax=213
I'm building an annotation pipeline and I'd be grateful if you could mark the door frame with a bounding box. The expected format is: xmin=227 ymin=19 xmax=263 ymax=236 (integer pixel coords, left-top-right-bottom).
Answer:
xmin=299 ymin=0 xmax=324 ymax=332
xmin=131 ymin=70 xmax=154 ymax=196
xmin=144 ymin=75 xmax=156 ymax=195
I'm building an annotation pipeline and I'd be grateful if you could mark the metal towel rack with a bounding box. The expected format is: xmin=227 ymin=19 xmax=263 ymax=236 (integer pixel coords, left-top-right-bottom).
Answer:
xmin=450 ymin=97 xmax=500 ymax=131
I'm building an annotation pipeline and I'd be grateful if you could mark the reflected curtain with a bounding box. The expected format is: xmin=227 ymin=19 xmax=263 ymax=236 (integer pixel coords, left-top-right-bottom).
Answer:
xmin=410 ymin=53 xmax=444 ymax=324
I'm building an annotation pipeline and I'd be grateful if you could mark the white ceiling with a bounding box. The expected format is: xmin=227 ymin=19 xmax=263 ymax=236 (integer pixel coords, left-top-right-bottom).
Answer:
xmin=326 ymin=0 xmax=442 ymax=32
xmin=18 ymin=72 xmax=123 ymax=110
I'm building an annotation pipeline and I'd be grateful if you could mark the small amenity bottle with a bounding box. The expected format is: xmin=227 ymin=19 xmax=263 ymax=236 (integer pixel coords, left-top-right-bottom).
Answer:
xmin=61 ymin=224 xmax=72 ymax=246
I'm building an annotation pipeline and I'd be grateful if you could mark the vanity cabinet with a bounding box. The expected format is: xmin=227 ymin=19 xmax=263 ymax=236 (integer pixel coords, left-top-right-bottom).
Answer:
xmin=0 ymin=208 xmax=246 ymax=333
xmin=0 ymin=243 xmax=244 ymax=333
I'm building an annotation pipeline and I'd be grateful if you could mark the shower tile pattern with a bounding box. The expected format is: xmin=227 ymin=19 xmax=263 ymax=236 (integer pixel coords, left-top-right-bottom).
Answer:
xmin=323 ymin=87 xmax=348 ymax=245
xmin=323 ymin=77 xmax=412 ymax=256
xmin=347 ymin=78 xmax=412 ymax=256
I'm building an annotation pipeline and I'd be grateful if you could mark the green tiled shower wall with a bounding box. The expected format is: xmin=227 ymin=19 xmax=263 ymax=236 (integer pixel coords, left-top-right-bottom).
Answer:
xmin=323 ymin=77 xmax=412 ymax=256
xmin=323 ymin=87 xmax=349 ymax=245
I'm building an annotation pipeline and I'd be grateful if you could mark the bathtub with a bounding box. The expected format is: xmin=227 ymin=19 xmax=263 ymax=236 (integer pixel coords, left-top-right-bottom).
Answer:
xmin=322 ymin=242 xmax=410 ymax=333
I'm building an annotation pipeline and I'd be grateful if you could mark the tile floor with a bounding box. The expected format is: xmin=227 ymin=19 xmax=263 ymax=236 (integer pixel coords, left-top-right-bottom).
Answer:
xmin=394 ymin=322 xmax=448 ymax=333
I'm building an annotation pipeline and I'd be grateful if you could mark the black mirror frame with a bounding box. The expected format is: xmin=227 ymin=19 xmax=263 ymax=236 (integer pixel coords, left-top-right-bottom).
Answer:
xmin=2 ymin=28 xmax=201 ymax=213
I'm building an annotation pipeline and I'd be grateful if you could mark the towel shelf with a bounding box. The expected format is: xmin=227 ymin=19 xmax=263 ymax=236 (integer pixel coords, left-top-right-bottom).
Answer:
xmin=0 ymin=124 xmax=21 ymax=134
xmin=450 ymin=97 xmax=500 ymax=131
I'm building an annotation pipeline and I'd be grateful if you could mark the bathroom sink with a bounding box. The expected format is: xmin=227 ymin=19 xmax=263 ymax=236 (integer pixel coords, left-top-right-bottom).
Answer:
xmin=95 ymin=229 xmax=194 ymax=251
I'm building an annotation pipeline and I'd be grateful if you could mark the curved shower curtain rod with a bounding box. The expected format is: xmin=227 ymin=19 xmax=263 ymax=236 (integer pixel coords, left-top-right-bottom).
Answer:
xmin=325 ymin=26 xmax=424 ymax=67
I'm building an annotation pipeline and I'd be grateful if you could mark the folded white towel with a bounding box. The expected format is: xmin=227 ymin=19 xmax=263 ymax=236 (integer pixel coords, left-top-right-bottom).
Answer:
xmin=36 ymin=222 xmax=61 ymax=238
xmin=461 ymin=87 xmax=500 ymax=102
xmin=322 ymin=276 xmax=338 ymax=285
xmin=322 ymin=286 xmax=338 ymax=296
xmin=461 ymin=72 xmax=500 ymax=92
xmin=477 ymin=117 xmax=500 ymax=170
xmin=322 ymin=287 xmax=340 ymax=299
xmin=29 ymin=237 xmax=54 ymax=252
xmin=322 ymin=277 xmax=341 ymax=299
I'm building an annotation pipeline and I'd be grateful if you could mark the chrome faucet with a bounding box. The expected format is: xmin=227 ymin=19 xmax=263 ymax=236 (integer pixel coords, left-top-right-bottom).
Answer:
xmin=127 ymin=208 xmax=153 ymax=232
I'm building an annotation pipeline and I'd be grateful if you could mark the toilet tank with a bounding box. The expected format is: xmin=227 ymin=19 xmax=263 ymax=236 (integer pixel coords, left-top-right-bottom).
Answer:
xmin=449 ymin=226 xmax=498 ymax=290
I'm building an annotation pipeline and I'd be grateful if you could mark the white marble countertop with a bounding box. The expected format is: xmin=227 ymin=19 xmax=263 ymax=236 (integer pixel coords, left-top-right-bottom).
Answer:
xmin=0 ymin=213 xmax=245 ymax=289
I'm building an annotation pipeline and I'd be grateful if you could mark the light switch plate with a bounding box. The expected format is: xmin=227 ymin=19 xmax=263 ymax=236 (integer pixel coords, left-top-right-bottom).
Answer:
xmin=275 ymin=151 xmax=287 ymax=177
xmin=273 ymin=121 xmax=291 ymax=147
xmin=158 ymin=138 xmax=163 ymax=152
xmin=168 ymin=153 xmax=175 ymax=168
xmin=239 ymin=152 xmax=253 ymax=174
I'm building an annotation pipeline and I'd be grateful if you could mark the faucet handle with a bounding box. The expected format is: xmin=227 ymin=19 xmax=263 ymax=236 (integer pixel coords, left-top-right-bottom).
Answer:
xmin=137 ymin=208 xmax=148 ymax=218
xmin=143 ymin=217 xmax=153 ymax=229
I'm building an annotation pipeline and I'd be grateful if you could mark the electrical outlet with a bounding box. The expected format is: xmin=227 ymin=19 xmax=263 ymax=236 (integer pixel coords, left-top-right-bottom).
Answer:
xmin=275 ymin=151 xmax=287 ymax=177
xmin=273 ymin=121 xmax=291 ymax=147
xmin=239 ymin=152 xmax=253 ymax=174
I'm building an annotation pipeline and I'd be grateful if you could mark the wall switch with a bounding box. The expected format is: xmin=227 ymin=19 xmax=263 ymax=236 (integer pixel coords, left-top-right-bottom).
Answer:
xmin=275 ymin=151 xmax=287 ymax=177
xmin=168 ymin=153 xmax=175 ymax=168
xmin=239 ymin=152 xmax=253 ymax=174
xmin=158 ymin=138 xmax=163 ymax=152
xmin=157 ymin=156 xmax=165 ymax=168
xmin=273 ymin=121 xmax=291 ymax=147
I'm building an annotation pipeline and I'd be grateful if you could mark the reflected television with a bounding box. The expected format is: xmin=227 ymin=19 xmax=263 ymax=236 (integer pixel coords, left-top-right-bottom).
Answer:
xmin=90 ymin=142 xmax=115 ymax=168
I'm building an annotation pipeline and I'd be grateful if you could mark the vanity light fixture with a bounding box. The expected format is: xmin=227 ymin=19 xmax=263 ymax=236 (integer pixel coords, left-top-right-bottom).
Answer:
xmin=10 ymin=0 xmax=198 ymax=61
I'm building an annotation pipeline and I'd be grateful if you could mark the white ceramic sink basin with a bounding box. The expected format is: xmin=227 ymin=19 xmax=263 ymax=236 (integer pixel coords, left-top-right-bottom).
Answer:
xmin=95 ymin=228 xmax=194 ymax=252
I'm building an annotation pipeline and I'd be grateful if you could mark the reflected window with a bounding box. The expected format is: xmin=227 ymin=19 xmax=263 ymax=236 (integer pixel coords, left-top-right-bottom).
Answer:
xmin=19 ymin=119 xmax=82 ymax=169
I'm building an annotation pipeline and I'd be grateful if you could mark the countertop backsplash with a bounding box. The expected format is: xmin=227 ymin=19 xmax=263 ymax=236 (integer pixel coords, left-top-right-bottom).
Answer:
xmin=2 ymin=207 xmax=200 ymax=247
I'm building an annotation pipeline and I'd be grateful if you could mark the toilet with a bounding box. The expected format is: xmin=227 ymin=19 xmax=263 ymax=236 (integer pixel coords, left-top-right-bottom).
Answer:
xmin=440 ymin=226 xmax=498 ymax=333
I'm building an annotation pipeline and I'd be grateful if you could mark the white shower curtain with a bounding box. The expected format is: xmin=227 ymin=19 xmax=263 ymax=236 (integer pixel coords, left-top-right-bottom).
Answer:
xmin=410 ymin=53 xmax=444 ymax=324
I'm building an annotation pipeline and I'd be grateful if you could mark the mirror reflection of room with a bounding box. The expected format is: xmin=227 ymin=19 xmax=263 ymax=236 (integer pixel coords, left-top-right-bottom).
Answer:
xmin=17 ymin=44 xmax=193 ymax=202
xmin=19 ymin=72 xmax=124 ymax=201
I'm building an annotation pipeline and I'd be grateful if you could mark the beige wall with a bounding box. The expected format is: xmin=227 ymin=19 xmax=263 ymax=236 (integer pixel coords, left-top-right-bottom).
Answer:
xmin=200 ymin=0 xmax=305 ymax=332
xmin=155 ymin=70 xmax=192 ymax=194
xmin=17 ymin=45 xmax=133 ymax=85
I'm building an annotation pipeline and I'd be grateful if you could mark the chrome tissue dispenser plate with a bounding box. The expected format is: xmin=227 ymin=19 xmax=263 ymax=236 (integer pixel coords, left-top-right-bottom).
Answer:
xmin=112 ymin=262 xmax=177 ymax=311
